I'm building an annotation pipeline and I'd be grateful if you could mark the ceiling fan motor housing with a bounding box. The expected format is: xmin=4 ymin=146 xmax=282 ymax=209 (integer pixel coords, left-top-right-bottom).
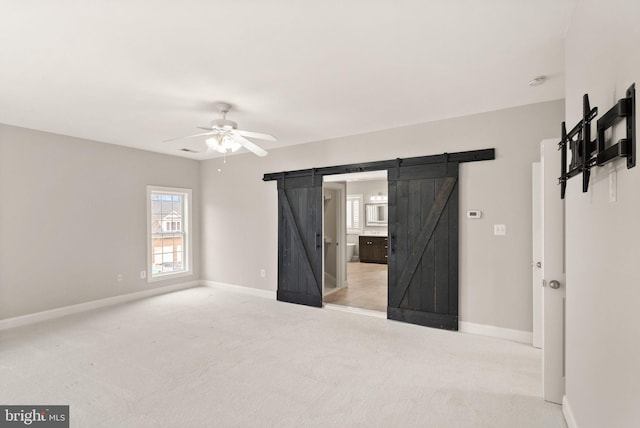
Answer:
xmin=210 ymin=118 xmax=237 ymax=130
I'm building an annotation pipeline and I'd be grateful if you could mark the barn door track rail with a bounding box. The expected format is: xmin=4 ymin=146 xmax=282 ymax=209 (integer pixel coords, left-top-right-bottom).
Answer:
xmin=559 ymin=83 xmax=635 ymax=198
xmin=263 ymin=149 xmax=495 ymax=182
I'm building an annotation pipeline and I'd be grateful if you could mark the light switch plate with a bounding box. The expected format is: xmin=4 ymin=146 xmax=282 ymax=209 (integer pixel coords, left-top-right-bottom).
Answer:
xmin=494 ymin=224 xmax=506 ymax=236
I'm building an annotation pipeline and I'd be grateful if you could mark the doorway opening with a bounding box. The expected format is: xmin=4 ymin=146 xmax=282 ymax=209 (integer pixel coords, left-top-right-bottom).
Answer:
xmin=323 ymin=170 xmax=388 ymax=313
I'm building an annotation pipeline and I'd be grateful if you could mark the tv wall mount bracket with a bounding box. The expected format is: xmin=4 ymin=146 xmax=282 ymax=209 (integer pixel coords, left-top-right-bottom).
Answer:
xmin=559 ymin=83 xmax=635 ymax=199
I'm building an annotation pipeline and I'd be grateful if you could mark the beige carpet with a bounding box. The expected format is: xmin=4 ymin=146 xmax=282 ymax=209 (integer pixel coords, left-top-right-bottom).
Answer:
xmin=0 ymin=286 xmax=565 ymax=427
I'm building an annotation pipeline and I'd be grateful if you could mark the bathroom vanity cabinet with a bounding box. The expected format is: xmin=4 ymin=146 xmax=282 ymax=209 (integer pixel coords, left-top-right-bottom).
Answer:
xmin=358 ymin=236 xmax=388 ymax=264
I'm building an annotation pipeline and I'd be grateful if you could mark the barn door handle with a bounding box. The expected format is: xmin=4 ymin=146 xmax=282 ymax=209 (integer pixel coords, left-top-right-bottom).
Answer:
xmin=315 ymin=233 xmax=322 ymax=250
xmin=389 ymin=234 xmax=395 ymax=254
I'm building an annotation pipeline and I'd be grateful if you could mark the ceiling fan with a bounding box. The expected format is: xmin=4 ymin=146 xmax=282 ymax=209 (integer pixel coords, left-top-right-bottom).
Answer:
xmin=165 ymin=103 xmax=275 ymax=157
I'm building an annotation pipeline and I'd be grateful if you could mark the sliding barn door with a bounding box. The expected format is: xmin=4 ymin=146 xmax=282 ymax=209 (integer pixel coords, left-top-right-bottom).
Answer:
xmin=276 ymin=175 xmax=323 ymax=307
xmin=387 ymin=162 xmax=459 ymax=330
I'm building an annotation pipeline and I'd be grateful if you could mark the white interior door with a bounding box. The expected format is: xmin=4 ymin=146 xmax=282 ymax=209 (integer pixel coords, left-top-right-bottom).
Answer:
xmin=541 ymin=138 xmax=566 ymax=404
xmin=532 ymin=162 xmax=542 ymax=349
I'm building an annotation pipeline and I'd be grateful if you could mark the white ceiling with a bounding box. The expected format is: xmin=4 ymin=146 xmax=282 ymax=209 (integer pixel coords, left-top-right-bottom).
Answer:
xmin=0 ymin=0 xmax=576 ymax=160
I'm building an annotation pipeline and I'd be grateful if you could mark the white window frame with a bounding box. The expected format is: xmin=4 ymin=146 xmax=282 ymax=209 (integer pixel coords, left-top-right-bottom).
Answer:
xmin=147 ymin=185 xmax=193 ymax=282
xmin=346 ymin=194 xmax=363 ymax=235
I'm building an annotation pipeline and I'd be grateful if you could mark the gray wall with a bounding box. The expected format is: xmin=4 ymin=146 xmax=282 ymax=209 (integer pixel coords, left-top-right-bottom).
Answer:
xmin=201 ymin=99 xmax=564 ymax=332
xmin=564 ymin=1 xmax=640 ymax=426
xmin=0 ymin=124 xmax=201 ymax=319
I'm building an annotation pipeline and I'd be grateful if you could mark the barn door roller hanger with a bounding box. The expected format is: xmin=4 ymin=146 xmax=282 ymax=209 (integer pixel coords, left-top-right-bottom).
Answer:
xmin=559 ymin=83 xmax=635 ymax=199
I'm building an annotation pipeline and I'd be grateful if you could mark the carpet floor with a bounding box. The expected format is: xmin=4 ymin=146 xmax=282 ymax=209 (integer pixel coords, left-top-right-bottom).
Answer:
xmin=0 ymin=285 xmax=565 ymax=427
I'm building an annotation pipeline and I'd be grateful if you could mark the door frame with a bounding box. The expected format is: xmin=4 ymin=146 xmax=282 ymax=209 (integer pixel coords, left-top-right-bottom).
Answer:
xmin=532 ymin=162 xmax=543 ymax=349
xmin=540 ymin=138 xmax=566 ymax=404
xmin=323 ymin=181 xmax=347 ymax=293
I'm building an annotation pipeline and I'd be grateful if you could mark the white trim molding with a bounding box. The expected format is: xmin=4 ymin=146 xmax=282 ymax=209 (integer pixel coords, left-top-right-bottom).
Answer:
xmin=201 ymin=280 xmax=276 ymax=299
xmin=0 ymin=281 xmax=200 ymax=331
xmin=562 ymin=395 xmax=578 ymax=428
xmin=324 ymin=273 xmax=337 ymax=288
xmin=2 ymin=280 xmax=535 ymax=349
xmin=459 ymin=321 xmax=533 ymax=345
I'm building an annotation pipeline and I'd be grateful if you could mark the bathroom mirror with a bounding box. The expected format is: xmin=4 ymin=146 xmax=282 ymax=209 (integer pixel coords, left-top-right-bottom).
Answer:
xmin=365 ymin=203 xmax=388 ymax=226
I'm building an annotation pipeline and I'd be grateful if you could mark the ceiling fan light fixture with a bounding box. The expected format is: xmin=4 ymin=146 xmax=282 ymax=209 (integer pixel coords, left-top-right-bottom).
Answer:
xmin=205 ymin=136 xmax=227 ymax=154
xmin=165 ymin=102 xmax=273 ymax=158
xmin=206 ymin=134 xmax=242 ymax=154
xmin=222 ymin=135 xmax=242 ymax=152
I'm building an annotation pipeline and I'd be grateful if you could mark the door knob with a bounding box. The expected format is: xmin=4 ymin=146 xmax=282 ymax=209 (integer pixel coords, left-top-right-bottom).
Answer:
xmin=549 ymin=280 xmax=561 ymax=289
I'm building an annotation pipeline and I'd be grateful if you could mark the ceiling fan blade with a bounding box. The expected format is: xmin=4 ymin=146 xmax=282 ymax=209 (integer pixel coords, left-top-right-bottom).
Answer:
xmin=234 ymin=135 xmax=268 ymax=157
xmin=234 ymin=129 xmax=276 ymax=142
xmin=163 ymin=131 xmax=217 ymax=143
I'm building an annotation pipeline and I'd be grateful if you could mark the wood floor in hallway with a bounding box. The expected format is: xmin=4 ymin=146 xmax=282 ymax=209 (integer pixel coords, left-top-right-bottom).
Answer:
xmin=324 ymin=261 xmax=387 ymax=312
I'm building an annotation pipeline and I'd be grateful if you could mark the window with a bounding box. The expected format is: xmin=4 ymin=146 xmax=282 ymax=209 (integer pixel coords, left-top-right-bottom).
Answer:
xmin=147 ymin=186 xmax=192 ymax=281
xmin=346 ymin=194 xmax=363 ymax=234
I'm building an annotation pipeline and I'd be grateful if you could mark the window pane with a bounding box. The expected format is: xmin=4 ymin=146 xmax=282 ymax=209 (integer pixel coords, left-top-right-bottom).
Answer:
xmin=347 ymin=195 xmax=363 ymax=233
xmin=150 ymin=189 xmax=189 ymax=278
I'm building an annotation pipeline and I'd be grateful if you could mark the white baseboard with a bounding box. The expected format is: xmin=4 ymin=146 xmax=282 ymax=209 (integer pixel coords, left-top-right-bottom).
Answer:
xmin=0 ymin=281 xmax=200 ymax=331
xmin=562 ymin=395 xmax=578 ymax=428
xmin=201 ymin=280 xmax=276 ymax=299
xmin=324 ymin=273 xmax=337 ymax=288
xmin=458 ymin=321 xmax=533 ymax=344
xmin=1 ymin=281 xmax=535 ymax=348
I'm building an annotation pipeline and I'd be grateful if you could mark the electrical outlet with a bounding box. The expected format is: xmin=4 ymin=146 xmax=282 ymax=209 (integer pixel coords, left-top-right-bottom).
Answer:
xmin=260 ymin=269 xmax=266 ymax=278
xmin=117 ymin=274 xmax=123 ymax=282
xmin=140 ymin=270 xmax=146 ymax=279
